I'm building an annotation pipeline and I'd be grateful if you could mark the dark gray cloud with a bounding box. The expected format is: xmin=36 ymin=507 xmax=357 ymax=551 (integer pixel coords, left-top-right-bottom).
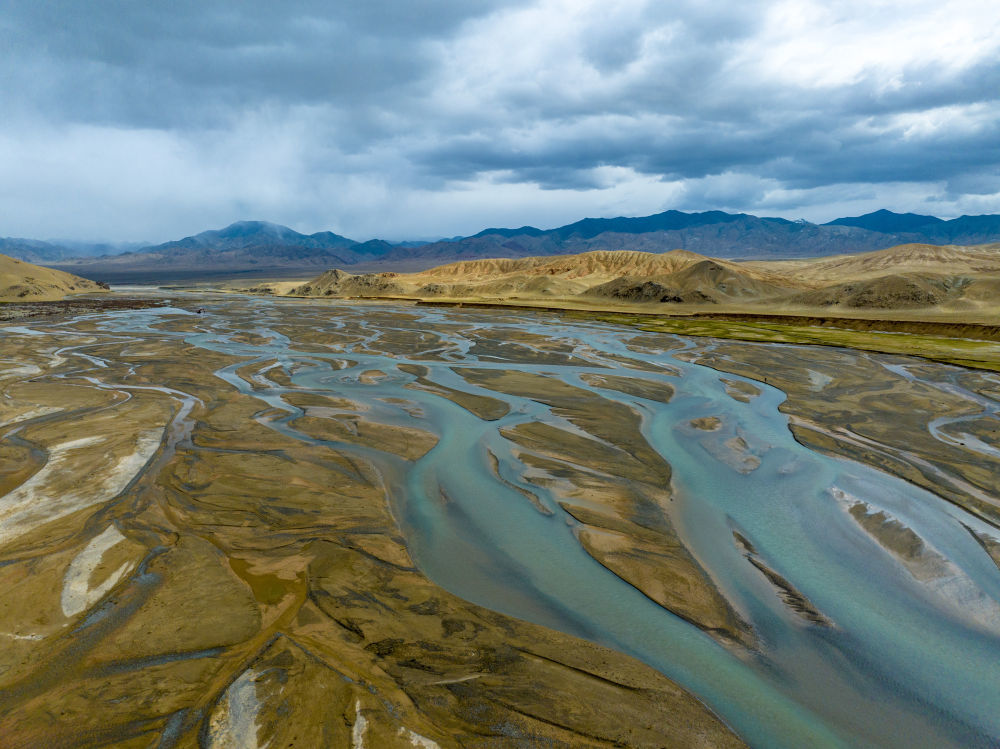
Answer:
xmin=0 ymin=0 xmax=998 ymax=241
xmin=1 ymin=1 xmax=513 ymax=126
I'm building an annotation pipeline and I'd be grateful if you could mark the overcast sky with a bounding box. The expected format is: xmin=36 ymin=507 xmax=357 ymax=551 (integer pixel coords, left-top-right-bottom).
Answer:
xmin=2 ymin=0 xmax=999 ymax=242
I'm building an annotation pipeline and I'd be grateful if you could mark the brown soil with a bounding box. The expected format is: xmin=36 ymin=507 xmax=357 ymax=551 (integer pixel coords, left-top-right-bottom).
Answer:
xmin=0 ymin=297 xmax=169 ymax=322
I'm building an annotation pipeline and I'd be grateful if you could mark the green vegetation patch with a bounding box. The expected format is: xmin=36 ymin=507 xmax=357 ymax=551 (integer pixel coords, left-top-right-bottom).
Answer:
xmin=570 ymin=311 xmax=1000 ymax=373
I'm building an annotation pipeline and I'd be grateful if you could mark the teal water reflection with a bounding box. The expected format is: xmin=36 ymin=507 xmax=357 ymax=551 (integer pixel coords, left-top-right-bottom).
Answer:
xmin=92 ymin=299 xmax=1000 ymax=748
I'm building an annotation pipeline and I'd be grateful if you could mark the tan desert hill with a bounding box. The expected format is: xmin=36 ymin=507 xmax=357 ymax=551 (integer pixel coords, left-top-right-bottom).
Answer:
xmin=758 ymin=243 xmax=1000 ymax=313
xmin=416 ymin=250 xmax=752 ymax=282
xmin=663 ymin=259 xmax=797 ymax=297
xmin=278 ymin=243 xmax=1000 ymax=317
xmin=0 ymin=253 xmax=108 ymax=302
xmin=583 ymin=260 xmax=795 ymax=305
xmin=748 ymin=242 xmax=1000 ymax=283
xmin=290 ymin=250 xmax=783 ymax=297
xmin=782 ymin=274 xmax=955 ymax=309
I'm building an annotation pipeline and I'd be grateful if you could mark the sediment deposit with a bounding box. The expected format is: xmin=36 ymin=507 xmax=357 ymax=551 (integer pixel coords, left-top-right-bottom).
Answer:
xmin=0 ymin=299 xmax=744 ymax=748
xmin=2 ymin=296 xmax=999 ymax=748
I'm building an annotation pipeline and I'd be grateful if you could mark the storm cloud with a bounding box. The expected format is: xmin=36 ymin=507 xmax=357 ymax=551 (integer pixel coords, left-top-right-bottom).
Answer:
xmin=1 ymin=0 xmax=998 ymax=241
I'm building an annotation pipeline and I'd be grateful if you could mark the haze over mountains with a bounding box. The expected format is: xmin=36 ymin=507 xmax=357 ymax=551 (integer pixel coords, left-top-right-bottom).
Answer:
xmin=0 ymin=238 xmax=146 ymax=264
xmin=6 ymin=209 xmax=1000 ymax=282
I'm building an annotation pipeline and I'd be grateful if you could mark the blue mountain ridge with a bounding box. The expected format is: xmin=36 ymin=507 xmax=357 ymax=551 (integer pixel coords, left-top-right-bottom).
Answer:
xmin=12 ymin=210 xmax=1000 ymax=279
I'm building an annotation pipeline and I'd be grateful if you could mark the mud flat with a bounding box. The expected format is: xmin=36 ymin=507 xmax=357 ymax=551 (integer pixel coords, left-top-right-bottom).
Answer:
xmin=452 ymin=366 xmax=751 ymax=647
xmin=1 ymin=296 xmax=999 ymax=748
xmin=0 ymin=301 xmax=743 ymax=748
xmin=0 ymin=296 xmax=169 ymax=322
xmin=686 ymin=341 xmax=1000 ymax=529
xmin=691 ymin=416 xmax=722 ymax=431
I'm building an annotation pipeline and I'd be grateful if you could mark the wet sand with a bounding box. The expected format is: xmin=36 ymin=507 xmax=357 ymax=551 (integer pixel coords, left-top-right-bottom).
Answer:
xmin=2 ymin=296 xmax=999 ymax=748
xmin=686 ymin=341 xmax=1000 ymax=529
xmin=0 ymin=300 xmax=743 ymax=748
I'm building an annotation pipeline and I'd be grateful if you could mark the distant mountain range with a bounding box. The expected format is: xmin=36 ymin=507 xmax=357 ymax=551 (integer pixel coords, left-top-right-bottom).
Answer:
xmin=6 ymin=209 xmax=1000 ymax=282
xmin=0 ymin=237 xmax=146 ymax=264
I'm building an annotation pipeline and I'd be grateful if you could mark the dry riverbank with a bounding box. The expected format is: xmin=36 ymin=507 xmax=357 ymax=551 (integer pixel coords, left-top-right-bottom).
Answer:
xmin=0 ymin=296 xmax=170 ymax=322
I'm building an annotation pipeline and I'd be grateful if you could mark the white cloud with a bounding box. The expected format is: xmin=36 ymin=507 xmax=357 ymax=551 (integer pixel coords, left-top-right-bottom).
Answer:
xmin=731 ymin=0 xmax=1000 ymax=89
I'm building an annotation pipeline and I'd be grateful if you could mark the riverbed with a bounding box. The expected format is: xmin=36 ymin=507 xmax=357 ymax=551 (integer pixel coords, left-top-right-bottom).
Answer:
xmin=2 ymin=295 xmax=999 ymax=748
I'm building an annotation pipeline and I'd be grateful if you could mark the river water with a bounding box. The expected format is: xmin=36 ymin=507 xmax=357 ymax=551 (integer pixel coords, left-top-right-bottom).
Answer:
xmin=44 ymin=297 xmax=1000 ymax=747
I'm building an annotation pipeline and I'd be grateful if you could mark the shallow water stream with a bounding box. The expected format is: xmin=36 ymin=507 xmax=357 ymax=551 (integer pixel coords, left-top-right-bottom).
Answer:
xmin=8 ymin=297 xmax=1000 ymax=748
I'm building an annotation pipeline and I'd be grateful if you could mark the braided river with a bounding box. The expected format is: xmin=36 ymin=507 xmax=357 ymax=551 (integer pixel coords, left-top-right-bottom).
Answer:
xmin=3 ymin=295 xmax=1000 ymax=747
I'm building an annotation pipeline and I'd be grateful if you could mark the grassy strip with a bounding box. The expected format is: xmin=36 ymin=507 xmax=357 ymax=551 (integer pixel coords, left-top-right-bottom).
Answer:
xmin=567 ymin=311 xmax=1000 ymax=372
xmin=415 ymin=299 xmax=1000 ymax=371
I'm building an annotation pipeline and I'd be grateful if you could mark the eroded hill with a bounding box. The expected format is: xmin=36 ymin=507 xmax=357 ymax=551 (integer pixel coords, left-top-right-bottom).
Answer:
xmin=276 ymin=243 xmax=1000 ymax=318
xmin=0 ymin=253 xmax=107 ymax=302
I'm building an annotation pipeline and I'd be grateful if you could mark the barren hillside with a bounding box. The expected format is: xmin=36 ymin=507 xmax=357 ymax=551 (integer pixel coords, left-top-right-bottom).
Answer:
xmin=0 ymin=253 xmax=107 ymax=302
xmin=277 ymin=243 xmax=1000 ymax=318
xmin=751 ymin=243 xmax=1000 ymax=282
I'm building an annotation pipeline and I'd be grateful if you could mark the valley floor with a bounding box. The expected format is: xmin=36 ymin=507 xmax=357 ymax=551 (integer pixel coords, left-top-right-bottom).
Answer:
xmin=243 ymin=288 xmax=1000 ymax=372
xmin=1 ymin=296 xmax=999 ymax=747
